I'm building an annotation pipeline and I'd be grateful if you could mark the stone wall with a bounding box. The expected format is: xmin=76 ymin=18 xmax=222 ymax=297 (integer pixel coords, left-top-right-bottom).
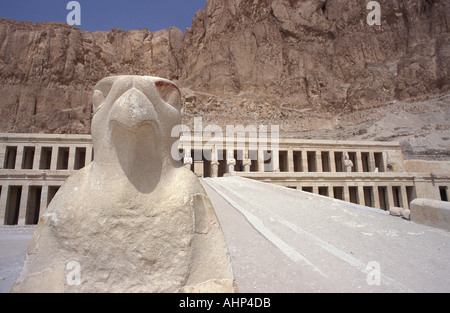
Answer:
xmin=1 ymin=133 xmax=449 ymax=226
xmin=0 ymin=0 xmax=449 ymax=143
xmin=411 ymin=198 xmax=450 ymax=231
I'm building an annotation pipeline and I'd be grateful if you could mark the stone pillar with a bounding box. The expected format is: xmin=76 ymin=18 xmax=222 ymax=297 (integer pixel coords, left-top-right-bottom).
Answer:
xmin=40 ymin=185 xmax=49 ymax=216
xmin=387 ymin=185 xmax=395 ymax=209
xmin=211 ymin=161 xmax=220 ymax=178
xmin=183 ymin=148 xmax=193 ymax=170
xmin=373 ymin=186 xmax=381 ymax=209
xmin=18 ymin=184 xmax=29 ymax=226
xmin=358 ymin=185 xmax=365 ymax=206
xmin=194 ymin=161 xmax=204 ymax=177
xmin=287 ymin=149 xmax=294 ymax=172
xmin=0 ymin=184 xmax=8 ymax=224
xmin=329 ymin=151 xmax=336 ymax=173
xmin=243 ymin=160 xmax=251 ymax=172
xmin=50 ymin=146 xmax=58 ymax=170
xmin=15 ymin=145 xmax=24 ymax=170
xmin=401 ymin=185 xmax=409 ymax=209
xmin=227 ymin=150 xmax=236 ymax=174
xmin=344 ymin=186 xmax=350 ymax=203
xmin=301 ymin=150 xmax=308 ymax=173
xmin=211 ymin=147 xmax=219 ymax=178
xmin=316 ymin=151 xmax=323 ymax=173
xmin=242 ymin=150 xmax=252 ymax=173
xmin=68 ymin=146 xmax=76 ymax=171
xmin=258 ymin=150 xmax=265 ymax=172
xmin=272 ymin=149 xmax=280 ymax=172
xmin=312 ymin=186 xmax=319 ymax=195
xmin=0 ymin=145 xmax=5 ymax=169
xmin=33 ymin=146 xmax=42 ymax=170
xmin=329 ymin=186 xmax=335 ymax=199
xmin=369 ymin=152 xmax=376 ymax=172
xmin=86 ymin=145 xmax=93 ymax=165
xmin=381 ymin=151 xmax=388 ymax=172
xmin=356 ymin=151 xmax=364 ymax=173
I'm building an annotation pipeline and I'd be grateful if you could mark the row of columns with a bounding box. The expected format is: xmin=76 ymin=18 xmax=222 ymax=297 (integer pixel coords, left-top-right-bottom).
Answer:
xmin=184 ymin=148 xmax=257 ymax=177
xmin=184 ymin=148 xmax=386 ymax=176
xmin=285 ymin=149 xmax=385 ymax=173
xmin=298 ymin=183 xmax=413 ymax=210
xmin=1 ymin=144 xmax=93 ymax=171
xmin=0 ymin=184 xmax=62 ymax=226
xmin=0 ymin=179 xmax=416 ymax=226
xmin=3 ymin=145 xmax=384 ymax=174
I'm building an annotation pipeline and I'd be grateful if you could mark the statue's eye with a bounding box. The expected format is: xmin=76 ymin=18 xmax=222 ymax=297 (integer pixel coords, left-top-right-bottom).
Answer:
xmin=93 ymin=90 xmax=105 ymax=114
xmin=93 ymin=76 xmax=117 ymax=114
xmin=155 ymin=81 xmax=183 ymax=112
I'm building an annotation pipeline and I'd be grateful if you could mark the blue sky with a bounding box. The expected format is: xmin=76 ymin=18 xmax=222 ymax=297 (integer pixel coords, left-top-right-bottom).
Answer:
xmin=0 ymin=0 xmax=206 ymax=32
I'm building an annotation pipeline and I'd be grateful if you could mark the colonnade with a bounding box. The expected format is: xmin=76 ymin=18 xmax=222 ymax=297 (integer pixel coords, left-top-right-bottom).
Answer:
xmin=1 ymin=134 xmax=445 ymax=225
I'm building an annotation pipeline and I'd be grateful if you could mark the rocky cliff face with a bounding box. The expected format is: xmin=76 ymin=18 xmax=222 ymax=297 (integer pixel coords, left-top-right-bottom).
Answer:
xmin=0 ymin=0 xmax=449 ymax=158
xmin=181 ymin=0 xmax=449 ymax=124
xmin=0 ymin=19 xmax=184 ymax=133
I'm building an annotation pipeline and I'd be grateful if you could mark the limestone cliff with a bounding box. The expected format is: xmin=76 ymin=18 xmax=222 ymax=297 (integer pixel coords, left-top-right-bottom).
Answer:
xmin=0 ymin=19 xmax=183 ymax=133
xmin=0 ymin=0 xmax=449 ymax=158
xmin=181 ymin=0 xmax=449 ymax=128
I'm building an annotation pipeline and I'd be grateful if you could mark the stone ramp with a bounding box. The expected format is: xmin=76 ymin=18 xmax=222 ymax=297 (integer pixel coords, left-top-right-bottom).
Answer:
xmin=0 ymin=226 xmax=35 ymax=293
xmin=1 ymin=177 xmax=449 ymax=293
xmin=201 ymin=177 xmax=450 ymax=293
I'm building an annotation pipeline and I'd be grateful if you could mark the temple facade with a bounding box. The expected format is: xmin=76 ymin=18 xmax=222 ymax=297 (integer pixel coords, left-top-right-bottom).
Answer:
xmin=1 ymin=133 xmax=449 ymax=226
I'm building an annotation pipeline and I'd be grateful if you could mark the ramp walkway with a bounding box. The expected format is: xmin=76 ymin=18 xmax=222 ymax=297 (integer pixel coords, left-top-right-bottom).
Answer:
xmin=201 ymin=176 xmax=450 ymax=293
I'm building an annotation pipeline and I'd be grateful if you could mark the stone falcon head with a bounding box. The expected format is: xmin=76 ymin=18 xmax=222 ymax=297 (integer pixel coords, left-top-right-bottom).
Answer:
xmin=90 ymin=76 xmax=184 ymax=192
xmin=12 ymin=75 xmax=236 ymax=293
xmin=93 ymin=76 xmax=182 ymax=128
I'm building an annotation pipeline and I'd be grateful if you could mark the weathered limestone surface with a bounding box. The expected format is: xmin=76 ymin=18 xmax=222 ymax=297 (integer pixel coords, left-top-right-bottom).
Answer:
xmin=181 ymin=0 xmax=450 ymax=136
xmin=0 ymin=0 xmax=449 ymax=160
xmin=12 ymin=76 xmax=236 ymax=293
xmin=410 ymin=198 xmax=450 ymax=231
xmin=0 ymin=19 xmax=184 ymax=134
